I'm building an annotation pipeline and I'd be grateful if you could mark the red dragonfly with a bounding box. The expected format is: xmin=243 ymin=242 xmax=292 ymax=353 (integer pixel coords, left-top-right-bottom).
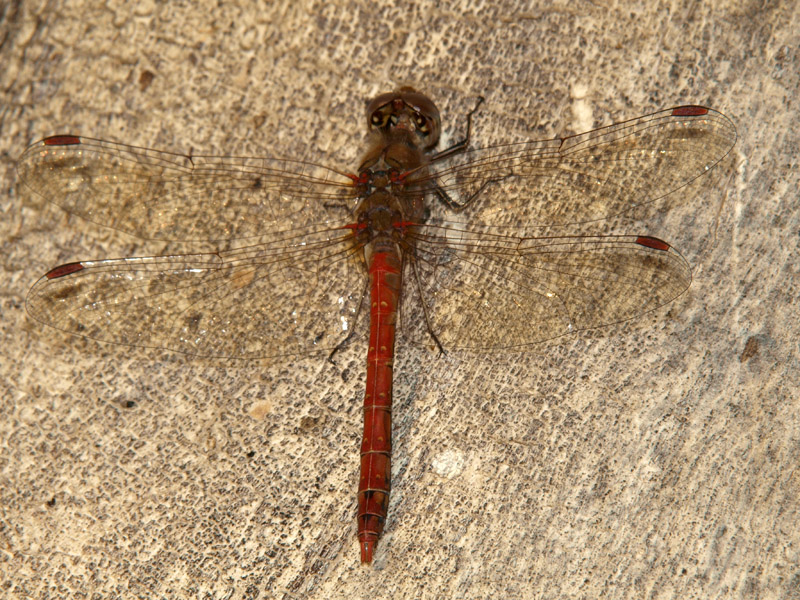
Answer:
xmin=18 ymin=88 xmax=736 ymax=563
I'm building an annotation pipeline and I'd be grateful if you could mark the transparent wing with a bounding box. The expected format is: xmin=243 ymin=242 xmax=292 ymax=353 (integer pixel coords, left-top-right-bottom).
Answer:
xmin=19 ymin=105 xmax=733 ymax=357
xmin=17 ymin=107 xmax=736 ymax=243
xmin=401 ymin=225 xmax=691 ymax=350
xmin=17 ymin=135 xmax=356 ymax=242
xmin=26 ymin=227 xmax=365 ymax=359
xmin=422 ymin=106 xmax=737 ymax=230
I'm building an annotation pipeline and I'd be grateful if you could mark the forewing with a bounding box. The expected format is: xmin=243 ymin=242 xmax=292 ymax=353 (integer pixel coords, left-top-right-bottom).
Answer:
xmin=426 ymin=106 xmax=736 ymax=230
xmin=17 ymin=136 xmax=355 ymax=241
xmin=26 ymin=227 xmax=365 ymax=359
xmin=401 ymin=225 xmax=691 ymax=350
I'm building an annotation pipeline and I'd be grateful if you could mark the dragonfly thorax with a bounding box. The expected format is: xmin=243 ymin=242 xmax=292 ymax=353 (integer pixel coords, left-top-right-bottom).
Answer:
xmin=355 ymin=193 xmax=404 ymax=233
xmin=353 ymin=139 xmax=428 ymax=229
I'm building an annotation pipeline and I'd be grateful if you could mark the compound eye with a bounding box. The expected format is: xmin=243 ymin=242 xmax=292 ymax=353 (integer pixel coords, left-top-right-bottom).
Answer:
xmin=371 ymin=111 xmax=387 ymax=127
xmin=413 ymin=112 xmax=430 ymax=133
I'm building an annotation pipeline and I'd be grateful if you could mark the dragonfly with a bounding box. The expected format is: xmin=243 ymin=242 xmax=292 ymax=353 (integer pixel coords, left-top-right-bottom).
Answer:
xmin=17 ymin=88 xmax=736 ymax=563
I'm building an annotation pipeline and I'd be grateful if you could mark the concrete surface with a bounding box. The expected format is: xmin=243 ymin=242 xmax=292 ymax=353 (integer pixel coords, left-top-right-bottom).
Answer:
xmin=1 ymin=0 xmax=797 ymax=598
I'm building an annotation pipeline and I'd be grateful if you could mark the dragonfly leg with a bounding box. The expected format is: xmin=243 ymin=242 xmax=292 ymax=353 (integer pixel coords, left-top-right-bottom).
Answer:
xmin=428 ymin=95 xmax=485 ymax=164
xmin=432 ymin=171 xmax=516 ymax=212
xmin=408 ymin=254 xmax=447 ymax=357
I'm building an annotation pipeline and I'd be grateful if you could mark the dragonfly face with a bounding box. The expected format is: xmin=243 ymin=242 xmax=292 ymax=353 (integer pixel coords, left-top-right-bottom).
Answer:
xmin=365 ymin=86 xmax=442 ymax=150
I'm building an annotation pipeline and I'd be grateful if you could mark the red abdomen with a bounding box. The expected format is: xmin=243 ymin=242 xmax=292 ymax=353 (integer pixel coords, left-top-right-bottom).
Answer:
xmin=357 ymin=250 xmax=402 ymax=563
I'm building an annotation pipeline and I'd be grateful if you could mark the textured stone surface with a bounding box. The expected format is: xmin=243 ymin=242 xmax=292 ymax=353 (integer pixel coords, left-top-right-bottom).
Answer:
xmin=1 ymin=1 xmax=797 ymax=598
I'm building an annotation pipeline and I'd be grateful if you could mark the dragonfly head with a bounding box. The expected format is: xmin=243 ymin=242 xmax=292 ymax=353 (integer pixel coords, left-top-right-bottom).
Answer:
xmin=366 ymin=87 xmax=441 ymax=150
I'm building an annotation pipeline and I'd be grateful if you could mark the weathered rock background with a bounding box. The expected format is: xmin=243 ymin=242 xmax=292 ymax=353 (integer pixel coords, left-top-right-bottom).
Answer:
xmin=1 ymin=1 xmax=797 ymax=598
